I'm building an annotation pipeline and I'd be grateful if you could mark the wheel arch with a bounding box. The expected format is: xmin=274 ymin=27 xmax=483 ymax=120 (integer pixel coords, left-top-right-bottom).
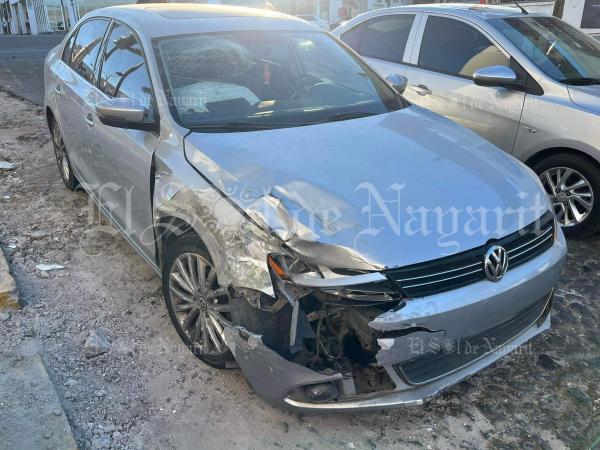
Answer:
xmin=45 ymin=106 xmax=55 ymax=129
xmin=525 ymin=147 xmax=600 ymax=170
xmin=525 ymin=146 xmax=600 ymax=238
xmin=156 ymin=215 xmax=211 ymax=268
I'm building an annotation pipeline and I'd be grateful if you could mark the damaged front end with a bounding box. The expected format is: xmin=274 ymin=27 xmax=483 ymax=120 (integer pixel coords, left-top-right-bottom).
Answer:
xmin=156 ymin=119 xmax=566 ymax=412
xmin=219 ymin=225 xmax=565 ymax=412
xmin=224 ymin=250 xmax=407 ymax=409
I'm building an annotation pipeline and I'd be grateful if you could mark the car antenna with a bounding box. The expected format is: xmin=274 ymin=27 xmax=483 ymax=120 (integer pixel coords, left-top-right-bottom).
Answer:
xmin=513 ymin=0 xmax=529 ymax=14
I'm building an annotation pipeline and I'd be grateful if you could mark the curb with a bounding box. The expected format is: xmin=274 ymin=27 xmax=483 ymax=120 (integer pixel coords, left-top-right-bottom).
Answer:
xmin=0 ymin=354 xmax=79 ymax=449
xmin=0 ymin=247 xmax=20 ymax=309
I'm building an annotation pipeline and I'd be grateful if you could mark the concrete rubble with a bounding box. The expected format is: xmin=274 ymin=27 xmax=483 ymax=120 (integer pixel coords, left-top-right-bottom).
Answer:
xmin=0 ymin=247 xmax=19 ymax=310
xmin=83 ymin=329 xmax=112 ymax=358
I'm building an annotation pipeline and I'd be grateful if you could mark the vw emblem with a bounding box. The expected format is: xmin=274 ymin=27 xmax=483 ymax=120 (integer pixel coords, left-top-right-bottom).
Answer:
xmin=484 ymin=245 xmax=508 ymax=282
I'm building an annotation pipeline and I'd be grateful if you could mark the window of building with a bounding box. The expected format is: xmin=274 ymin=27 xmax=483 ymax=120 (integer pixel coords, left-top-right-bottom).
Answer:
xmin=69 ymin=19 xmax=109 ymax=83
xmin=341 ymin=14 xmax=415 ymax=63
xmin=98 ymin=22 xmax=154 ymax=117
xmin=418 ymin=16 xmax=509 ymax=78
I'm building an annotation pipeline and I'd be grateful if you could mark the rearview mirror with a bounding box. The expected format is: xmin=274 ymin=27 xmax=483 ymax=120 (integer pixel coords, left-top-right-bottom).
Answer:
xmin=386 ymin=74 xmax=408 ymax=94
xmin=95 ymin=98 xmax=157 ymax=132
xmin=473 ymin=65 xmax=517 ymax=87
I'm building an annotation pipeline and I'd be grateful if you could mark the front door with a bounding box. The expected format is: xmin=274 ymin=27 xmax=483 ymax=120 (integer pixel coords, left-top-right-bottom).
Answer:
xmin=87 ymin=20 xmax=159 ymax=260
xmin=404 ymin=14 xmax=526 ymax=153
xmin=54 ymin=18 xmax=109 ymax=184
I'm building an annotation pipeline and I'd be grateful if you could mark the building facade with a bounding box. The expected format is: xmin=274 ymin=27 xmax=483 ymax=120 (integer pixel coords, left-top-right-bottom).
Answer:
xmin=0 ymin=0 xmax=392 ymax=34
xmin=0 ymin=0 xmax=556 ymax=35
xmin=0 ymin=0 xmax=135 ymax=34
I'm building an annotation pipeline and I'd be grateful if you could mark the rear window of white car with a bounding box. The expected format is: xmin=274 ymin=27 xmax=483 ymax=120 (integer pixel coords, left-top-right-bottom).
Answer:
xmin=341 ymin=14 xmax=415 ymax=63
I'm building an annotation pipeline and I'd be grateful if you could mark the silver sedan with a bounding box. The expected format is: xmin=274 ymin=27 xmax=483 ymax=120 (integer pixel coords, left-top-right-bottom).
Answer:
xmin=45 ymin=4 xmax=566 ymax=412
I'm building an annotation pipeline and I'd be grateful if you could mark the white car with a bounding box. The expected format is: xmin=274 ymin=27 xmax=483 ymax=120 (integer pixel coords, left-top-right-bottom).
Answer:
xmin=334 ymin=5 xmax=600 ymax=237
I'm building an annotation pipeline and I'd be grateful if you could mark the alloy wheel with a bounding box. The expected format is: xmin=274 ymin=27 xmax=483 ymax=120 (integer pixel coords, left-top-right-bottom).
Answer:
xmin=540 ymin=166 xmax=594 ymax=227
xmin=168 ymin=252 xmax=232 ymax=356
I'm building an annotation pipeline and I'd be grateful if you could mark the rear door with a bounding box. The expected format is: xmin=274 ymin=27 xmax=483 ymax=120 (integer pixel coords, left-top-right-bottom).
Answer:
xmin=339 ymin=13 xmax=421 ymax=81
xmin=53 ymin=18 xmax=110 ymax=183
xmin=87 ymin=20 xmax=160 ymax=259
xmin=406 ymin=14 xmax=526 ymax=152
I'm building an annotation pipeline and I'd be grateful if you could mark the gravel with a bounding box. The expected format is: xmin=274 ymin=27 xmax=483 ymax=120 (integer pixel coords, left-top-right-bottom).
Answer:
xmin=0 ymin=90 xmax=599 ymax=449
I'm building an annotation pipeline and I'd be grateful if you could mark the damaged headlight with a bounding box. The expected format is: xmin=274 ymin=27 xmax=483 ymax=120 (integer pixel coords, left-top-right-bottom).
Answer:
xmin=267 ymin=253 xmax=322 ymax=282
xmin=267 ymin=253 xmax=401 ymax=303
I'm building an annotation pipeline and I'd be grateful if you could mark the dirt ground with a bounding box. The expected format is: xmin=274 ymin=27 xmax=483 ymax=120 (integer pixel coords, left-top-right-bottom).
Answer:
xmin=0 ymin=90 xmax=599 ymax=450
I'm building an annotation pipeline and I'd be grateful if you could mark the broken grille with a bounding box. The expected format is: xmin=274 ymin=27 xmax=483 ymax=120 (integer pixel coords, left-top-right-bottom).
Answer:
xmin=385 ymin=211 xmax=555 ymax=298
xmin=393 ymin=291 xmax=552 ymax=385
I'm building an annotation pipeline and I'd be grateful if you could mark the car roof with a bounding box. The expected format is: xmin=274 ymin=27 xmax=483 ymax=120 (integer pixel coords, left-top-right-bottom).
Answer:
xmin=360 ymin=3 xmax=548 ymax=20
xmin=84 ymin=3 xmax=315 ymax=37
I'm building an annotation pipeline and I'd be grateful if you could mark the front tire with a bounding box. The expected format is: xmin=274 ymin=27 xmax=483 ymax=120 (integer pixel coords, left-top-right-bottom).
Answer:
xmin=532 ymin=152 xmax=600 ymax=238
xmin=50 ymin=119 xmax=78 ymax=191
xmin=162 ymin=233 xmax=234 ymax=368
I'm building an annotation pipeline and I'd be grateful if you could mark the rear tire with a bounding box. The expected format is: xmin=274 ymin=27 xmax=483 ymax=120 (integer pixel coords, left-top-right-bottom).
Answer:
xmin=532 ymin=152 xmax=600 ymax=238
xmin=50 ymin=119 xmax=79 ymax=191
xmin=162 ymin=233 xmax=235 ymax=368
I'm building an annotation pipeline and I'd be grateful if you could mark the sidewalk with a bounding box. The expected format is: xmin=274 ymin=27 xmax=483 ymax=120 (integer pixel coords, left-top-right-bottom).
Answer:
xmin=0 ymin=353 xmax=78 ymax=449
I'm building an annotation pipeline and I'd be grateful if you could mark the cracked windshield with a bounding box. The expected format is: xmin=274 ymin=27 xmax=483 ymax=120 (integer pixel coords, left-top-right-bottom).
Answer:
xmin=155 ymin=30 xmax=404 ymax=131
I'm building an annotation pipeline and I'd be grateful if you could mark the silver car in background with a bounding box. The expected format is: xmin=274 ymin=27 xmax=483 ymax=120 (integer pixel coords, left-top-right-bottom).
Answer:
xmin=334 ymin=5 xmax=600 ymax=237
xmin=44 ymin=4 xmax=566 ymax=412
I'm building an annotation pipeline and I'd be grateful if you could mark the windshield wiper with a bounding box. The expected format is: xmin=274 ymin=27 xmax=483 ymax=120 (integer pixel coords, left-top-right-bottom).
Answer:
xmin=188 ymin=112 xmax=380 ymax=132
xmin=188 ymin=121 xmax=286 ymax=132
xmin=323 ymin=111 xmax=378 ymax=122
xmin=559 ymin=77 xmax=600 ymax=85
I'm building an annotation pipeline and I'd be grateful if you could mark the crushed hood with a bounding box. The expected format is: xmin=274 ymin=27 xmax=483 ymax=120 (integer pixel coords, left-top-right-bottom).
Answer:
xmin=568 ymin=85 xmax=600 ymax=114
xmin=184 ymin=106 xmax=548 ymax=270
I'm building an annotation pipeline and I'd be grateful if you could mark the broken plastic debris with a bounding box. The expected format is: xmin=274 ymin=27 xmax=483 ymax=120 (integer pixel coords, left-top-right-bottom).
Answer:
xmin=36 ymin=264 xmax=65 ymax=271
xmin=0 ymin=161 xmax=15 ymax=171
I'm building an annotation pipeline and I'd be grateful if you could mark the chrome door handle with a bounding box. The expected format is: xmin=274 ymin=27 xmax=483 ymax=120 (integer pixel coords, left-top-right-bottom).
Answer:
xmin=85 ymin=112 xmax=94 ymax=127
xmin=54 ymin=85 xmax=62 ymax=95
xmin=409 ymin=84 xmax=432 ymax=96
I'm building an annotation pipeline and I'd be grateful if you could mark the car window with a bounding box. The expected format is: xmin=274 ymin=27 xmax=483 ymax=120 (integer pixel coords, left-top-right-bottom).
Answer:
xmin=62 ymin=32 xmax=77 ymax=64
xmin=70 ymin=19 xmax=109 ymax=83
xmin=418 ymin=16 xmax=508 ymax=77
xmin=98 ymin=22 xmax=154 ymax=118
xmin=341 ymin=14 xmax=415 ymax=63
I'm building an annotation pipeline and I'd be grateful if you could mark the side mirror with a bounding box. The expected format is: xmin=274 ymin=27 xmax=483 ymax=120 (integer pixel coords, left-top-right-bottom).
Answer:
xmin=95 ymin=98 xmax=157 ymax=132
xmin=473 ymin=65 xmax=517 ymax=87
xmin=386 ymin=74 xmax=408 ymax=94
